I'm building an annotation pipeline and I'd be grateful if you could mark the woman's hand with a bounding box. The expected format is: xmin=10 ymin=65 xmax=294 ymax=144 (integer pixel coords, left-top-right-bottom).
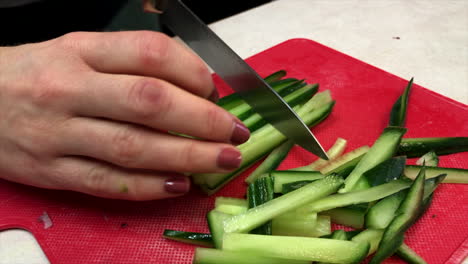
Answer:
xmin=0 ymin=31 xmax=249 ymax=200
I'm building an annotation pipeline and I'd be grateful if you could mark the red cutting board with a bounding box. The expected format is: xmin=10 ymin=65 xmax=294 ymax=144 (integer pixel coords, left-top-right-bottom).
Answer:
xmin=1 ymin=38 xmax=467 ymax=264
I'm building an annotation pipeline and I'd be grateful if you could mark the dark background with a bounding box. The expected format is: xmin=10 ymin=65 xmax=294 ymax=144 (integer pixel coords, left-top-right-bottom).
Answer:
xmin=0 ymin=0 xmax=272 ymax=46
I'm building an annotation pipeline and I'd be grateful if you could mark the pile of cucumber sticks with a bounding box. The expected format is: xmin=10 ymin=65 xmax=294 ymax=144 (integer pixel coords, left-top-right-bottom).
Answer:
xmin=164 ymin=71 xmax=468 ymax=264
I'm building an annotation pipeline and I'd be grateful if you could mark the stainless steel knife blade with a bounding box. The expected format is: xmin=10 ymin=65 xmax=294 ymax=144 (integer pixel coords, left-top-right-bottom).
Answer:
xmin=145 ymin=0 xmax=329 ymax=160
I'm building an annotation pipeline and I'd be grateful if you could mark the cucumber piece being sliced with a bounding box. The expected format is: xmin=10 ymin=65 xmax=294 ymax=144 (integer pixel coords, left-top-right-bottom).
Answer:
xmin=222 ymin=233 xmax=370 ymax=263
xmin=193 ymin=247 xmax=310 ymax=264
xmin=163 ymin=230 xmax=213 ymax=247
xmin=340 ymin=126 xmax=407 ymax=193
xmin=223 ymin=174 xmax=344 ymax=234
xmin=293 ymin=138 xmax=347 ymax=171
xmin=320 ymin=146 xmax=370 ymax=175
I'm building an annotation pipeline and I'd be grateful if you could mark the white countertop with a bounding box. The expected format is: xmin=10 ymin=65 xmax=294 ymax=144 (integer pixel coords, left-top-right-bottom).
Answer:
xmin=1 ymin=1 xmax=467 ymax=263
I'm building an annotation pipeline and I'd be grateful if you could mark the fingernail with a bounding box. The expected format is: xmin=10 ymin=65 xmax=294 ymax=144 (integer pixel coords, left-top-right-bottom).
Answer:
xmin=231 ymin=120 xmax=250 ymax=145
xmin=217 ymin=148 xmax=242 ymax=170
xmin=208 ymin=89 xmax=219 ymax=103
xmin=164 ymin=175 xmax=190 ymax=194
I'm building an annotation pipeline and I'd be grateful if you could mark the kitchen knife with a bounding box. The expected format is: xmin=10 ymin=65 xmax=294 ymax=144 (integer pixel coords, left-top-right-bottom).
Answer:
xmin=144 ymin=0 xmax=329 ymax=160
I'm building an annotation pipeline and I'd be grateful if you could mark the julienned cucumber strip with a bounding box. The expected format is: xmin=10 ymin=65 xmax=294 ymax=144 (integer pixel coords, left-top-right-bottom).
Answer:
xmin=320 ymin=207 xmax=366 ymax=229
xmin=389 ymin=78 xmax=413 ymax=127
xmin=270 ymin=171 xmax=325 ymax=193
xmin=299 ymin=179 xmax=411 ymax=213
xmin=320 ymin=146 xmax=370 ymax=175
xmin=416 ymin=151 xmax=439 ymax=167
xmin=263 ymin=70 xmax=287 ymax=83
xmin=163 ymin=230 xmax=213 ymax=247
xmin=351 ymin=228 xmax=384 ymax=256
xmin=397 ymin=137 xmax=468 ymax=158
xmin=193 ymin=247 xmax=310 ymax=264
xmin=364 ymin=156 xmax=406 ymax=187
xmin=223 ymin=174 xmax=344 ymax=234
xmin=272 ymin=214 xmax=331 ymax=237
xmin=247 ymin=177 xmax=274 ymax=235
xmin=245 ymin=140 xmax=294 ymax=184
xmin=395 ymin=242 xmax=428 ymax=264
xmin=215 ymin=197 xmax=248 ymax=215
xmin=340 ymin=126 xmax=407 ymax=193
xmin=193 ymin=100 xmax=335 ymax=194
xmin=222 ymin=233 xmax=370 ymax=264
xmin=405 ymin=165 xmax=468 ymax=183
xmin=292 ymin=137 xmax=347 ymax=171
xmin=207 ymin=210 xmax=231 ymax=249
xmin=369 ymin=167 xmax=426 ymax=264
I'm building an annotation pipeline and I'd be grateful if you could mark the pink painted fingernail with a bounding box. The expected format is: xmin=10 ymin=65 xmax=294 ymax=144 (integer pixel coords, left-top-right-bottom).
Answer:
xmin=208 ymin=89 xmax=219 ymax=103
xmin=217 ymin=148 xmax=242 ymax=170
xmin=231 ymin=120 xmax=250 ymax=145
xmin=164 ymin=175 xmax=190 ymax=194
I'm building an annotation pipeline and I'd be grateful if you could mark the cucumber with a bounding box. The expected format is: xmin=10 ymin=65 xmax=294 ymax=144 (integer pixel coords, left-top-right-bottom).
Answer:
xmin=320 ymin=146 xmax=370 ymax=175
xmin=364 ymin=156 xmax=406 ymax=187
xmin=207 ymin=210 xmax=231 ymax=249
xmin=340 ymin=126 xmax=407 ymax=193
xmin=193 ymin=247 xmax=310 ymax=264
xmin=245 ymin=140 xmax=294 ymax=184
xmin=369 ymin=167 xmax=426 ymax=264
xmin=281 ymin=180 xmax=319 ymax=194
xmin=223 ymin=174 xmax=344 ymax=234
xmin=351 ymin=228 xmax=384 ymax=256
xmin=317 ymin=230 xmax=349 ymax=264
xmin=416 ymin=150 xmax=439 ymax=167
xmin=215 ymin=197 xmax=248 ymax=215
xmin=405 ymin=165 xmax=468 ymax=183
xmin=321 ymin=207 xmax=366 ymax=229
xmin=270 ymin=170 xmax=325 ymax=193
xmin=397 ymin=137 xmax=468 ymax=158
xmin=247 ymin=176 xmax=274 ymax=235
xmin=365 ymin=191 xmax=406 ymax=229
xmin=263 ymin=70 xmax=287 ymax=83
xmin=389 ymin=78 xmax=413 ymax=127
xmin=222 ymin=233 xmax=370 ymax=263
xmin=293 ymin=138 xmax=347 ymax=171
xmin=299 ymin=179 xmax=411 ymax=213
xmin=395 ymin=242 xmax=428 ymax=264
xmin=194 ymin=101 xmax=335 ymax=194
xmin=163 ymin=230 xmax=213 ymax=247
xmin=272 ymin=214 xmax=331 ymax=237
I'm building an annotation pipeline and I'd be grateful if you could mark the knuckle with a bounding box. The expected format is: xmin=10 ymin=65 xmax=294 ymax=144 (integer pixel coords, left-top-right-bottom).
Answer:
xmin=204 ymin=106 xmax=229 ymax=140
xmin=82 ymin=165 xmax=112 ymax=194
xmin=110 ymin=125 xmax=143 ymax=167
xmin=134 ymin=31 xmax=171 ymax=68
xmin=175 ymin=141 xmax=199 ymax=172
xmin=127 ymin=79 xmax=173 ymax=120
xmin=56 ymin=31 xmax=90 ymax=50
xmin=30 ymin=72 xmax=68 ymax=106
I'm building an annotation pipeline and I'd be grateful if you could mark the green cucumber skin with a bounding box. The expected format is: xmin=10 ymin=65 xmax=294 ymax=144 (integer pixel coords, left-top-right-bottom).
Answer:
xmin=163 ymin=230 xmax=213 ymax=247
xmin=389 ymin=78 xmax=413 ymax=127
xmin=364 ymin=156 xmax=406 ymax=187
xmin=271 ymin=170 xmax=325 ymax=193
xmin=263 ymin=70 xmax=287 ymax=83
xmin=248 ymin=177 xmax=274 ymax=235
xmin=365 ymin=191 xmax=406 ymax=229
xmin=193 ymin=247 xmax=310 ymax=264
xmin=224 ymin=174 xmax=344 ymax=234
xmin=369 ymin=167 xmax=426 ymax=264
xmin=397 ymin=137 xmax=468 ymax=158
xmin=405 ymin=165 xmax=467 ymax=183
xmin=222 ymin=233 xmax=369 ymax=264
xmin=351 ymin=228 xmax=384 ymax=256
xmin=300 ymin=179 xmax=411 ymax=213
xmin=341 ymin=126 xmax=407 ymax=193
xmin=395 ymin=243 xmax=428 ymax=264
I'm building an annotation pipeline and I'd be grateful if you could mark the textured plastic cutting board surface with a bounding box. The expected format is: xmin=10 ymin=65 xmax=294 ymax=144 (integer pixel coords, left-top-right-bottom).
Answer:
xmin=0 ymin=38 xmax=467 ymax=264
